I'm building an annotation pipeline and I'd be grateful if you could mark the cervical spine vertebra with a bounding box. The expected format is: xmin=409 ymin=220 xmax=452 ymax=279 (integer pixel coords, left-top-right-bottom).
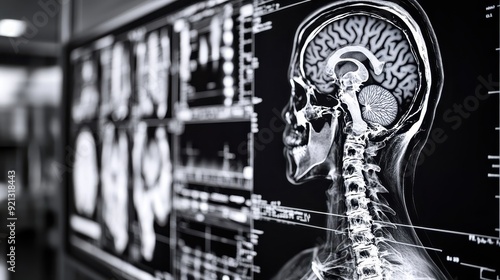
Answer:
xmin=342 ymin=134 xmax=390 ymax=280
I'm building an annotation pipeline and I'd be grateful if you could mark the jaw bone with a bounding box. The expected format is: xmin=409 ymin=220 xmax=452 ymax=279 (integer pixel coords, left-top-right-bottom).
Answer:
xmin=284 ymin=85 xmax=341 ymax=182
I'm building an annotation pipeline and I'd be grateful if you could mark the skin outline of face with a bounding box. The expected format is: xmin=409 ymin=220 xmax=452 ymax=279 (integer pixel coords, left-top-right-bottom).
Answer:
xmin=281 ymin=0 xmax=441 ymax=186
xmin=282 ymin=75 xmax=343 ymax=185
xmin=275 ymin=1 xmax=448 ymax=279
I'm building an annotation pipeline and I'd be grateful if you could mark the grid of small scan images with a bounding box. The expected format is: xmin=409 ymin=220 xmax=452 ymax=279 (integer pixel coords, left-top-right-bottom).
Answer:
xmin=68 ymin=1 xmax=256 ymax=279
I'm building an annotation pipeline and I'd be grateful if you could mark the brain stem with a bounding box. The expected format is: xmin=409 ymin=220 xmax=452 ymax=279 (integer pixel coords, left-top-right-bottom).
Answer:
xmin=326 ymin=46 xmax=386 ymax=136
xmin=340 ymin=89 xmax=367 ymax=136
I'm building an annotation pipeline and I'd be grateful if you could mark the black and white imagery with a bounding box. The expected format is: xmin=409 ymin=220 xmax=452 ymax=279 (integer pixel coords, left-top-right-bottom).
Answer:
xmin=274 ymin=0 xmax=445 ymax=278
xmin=67 ymin=19 xmax=175 ymax=279
xmin=71 ymin=52 xmax=99 ymax=122
xmin=176 ymin=2 xmax=241 ymax=108
xmin=66 ymin=0 xmax=500 ymax=279
xmin=72 ymin=128 xmax=99 ymax=218
xmin=174 ymin=121 xmax=253 ymax=279
xmin=101 ymin=40 xmax=132 ymax=121
xmin=134 ymin=27 xmax=171 ymax=119
xmin=132 ymin=122 xmax=173 ymax=262
xmin=252 ymin=0 xmax=500 ymax=279
xmin=100 ymin=123 xmax=130 ymax=254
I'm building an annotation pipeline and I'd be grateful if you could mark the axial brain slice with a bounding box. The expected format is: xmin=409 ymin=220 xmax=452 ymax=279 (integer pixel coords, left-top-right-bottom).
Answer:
xmin=303 ymin=14 xmax=419 ymax=113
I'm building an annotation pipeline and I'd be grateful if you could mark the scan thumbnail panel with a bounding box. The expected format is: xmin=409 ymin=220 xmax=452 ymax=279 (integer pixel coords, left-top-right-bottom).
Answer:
xmin=132 ymin=25 xmax=173 ymax=120
xmin=68 ymin=17 xmax=176 ymax=279
xmin=69 ymin=121 xmax=175 ymax=279
xmin=67 ymin=1 xmax=254 ymax=279
xmin=176 ymin=3 xmax=240 ymax=108
xmin=71 ymin=51 xmax=100 ymax=123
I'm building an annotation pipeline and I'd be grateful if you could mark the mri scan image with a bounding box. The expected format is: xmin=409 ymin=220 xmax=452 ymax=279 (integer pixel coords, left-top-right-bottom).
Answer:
xmin=135 ymin=28 xmax=171 ymax=119
xmin=133 ymin=122 xmax=173 ymax=261
xmin=101 ymin=123 xmax=130 ymax=254
xmin=72 ymin=55 xmax=99 ymax=122
xmin=275 ymin=0 xmax=445 ymax=279
xmin=72 ymin=128 xmax=99 ymax=217
xmin=110 ymin=41 xmax=132 ymax=121
xmin=66 ymin=0 xmax=500 ymax=279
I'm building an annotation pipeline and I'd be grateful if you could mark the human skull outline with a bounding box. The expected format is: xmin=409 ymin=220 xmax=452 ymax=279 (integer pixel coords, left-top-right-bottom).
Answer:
xmin=282 ymin=0 xmax=443 ymax=184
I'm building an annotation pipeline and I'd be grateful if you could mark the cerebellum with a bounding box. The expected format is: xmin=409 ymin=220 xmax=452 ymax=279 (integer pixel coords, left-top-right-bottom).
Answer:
xmin=358 ymin=85 xmax=398 ymax=126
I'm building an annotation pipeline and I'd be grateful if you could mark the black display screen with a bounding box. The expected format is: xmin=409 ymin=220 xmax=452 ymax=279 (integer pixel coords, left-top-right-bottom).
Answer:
xmin=65 ymin=1 xmax=500 ymax=279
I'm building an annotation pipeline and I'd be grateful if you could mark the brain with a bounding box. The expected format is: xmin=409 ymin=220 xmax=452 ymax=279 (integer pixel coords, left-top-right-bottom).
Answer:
xmin=303 ymin=14 xmax=419 ymax=113
xmin=358 ymin=85 xmax=398 ymax=126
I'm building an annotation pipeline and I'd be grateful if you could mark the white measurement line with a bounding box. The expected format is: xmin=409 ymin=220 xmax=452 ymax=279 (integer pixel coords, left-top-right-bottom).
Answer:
xmin=258 ymin=0 xmax=311 ymax=16
xmin=488 ymin=155 xmax=500 ymax=160
xmin=178 ymin=226 xmax=238 ymax=245
xmin=460 ymin=262 xmax=497 ymax=280
xmin=265 ymin=204 xmax=500 ymax=240
xmin=460 ymin=262 xmax=495 ymax=271
xmin=489 ymin=90 xmax=500 ymax=94
xmin=260 ymin=217 xmax=442 ymax=252
xmin=276 ymin=0 xmax=311 ymax=12
xmin=275 ymin=205 xmax=347 ymax=218
xmin=384 ymin=239 xmax=442 ymax=252
xmin=492 ymin=164 xmax=500 ymax=168
xmin=498 ymin=0 xmax=500 ymax=241
xmin=388 ymin=223 xmax=500 ymax=241
xmin=488 ymin=173 xmax=500 ymax=178
xmin=260 ymin=216 xmax=344 ymax=234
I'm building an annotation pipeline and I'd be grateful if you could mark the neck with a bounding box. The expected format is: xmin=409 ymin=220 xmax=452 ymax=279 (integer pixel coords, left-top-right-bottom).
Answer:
xmin=318 ymin=134 xmax=447 ymax=279
xmin=323 ymin=176 xmax=349 ymax=252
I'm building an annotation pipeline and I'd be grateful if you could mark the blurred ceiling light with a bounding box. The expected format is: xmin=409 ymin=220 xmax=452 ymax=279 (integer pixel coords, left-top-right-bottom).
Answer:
xmin=0 ymin=19 xmax=27 ymax=38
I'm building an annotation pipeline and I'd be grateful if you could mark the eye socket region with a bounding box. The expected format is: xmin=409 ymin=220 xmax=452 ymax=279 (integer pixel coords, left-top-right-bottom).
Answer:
xmin=291 ymin=77 xmax=307 ymax=110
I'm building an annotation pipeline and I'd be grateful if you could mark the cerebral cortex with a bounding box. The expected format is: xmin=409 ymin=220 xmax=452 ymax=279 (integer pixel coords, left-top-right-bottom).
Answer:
xmin=303 ymin=14 xmax=419 ymax=111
